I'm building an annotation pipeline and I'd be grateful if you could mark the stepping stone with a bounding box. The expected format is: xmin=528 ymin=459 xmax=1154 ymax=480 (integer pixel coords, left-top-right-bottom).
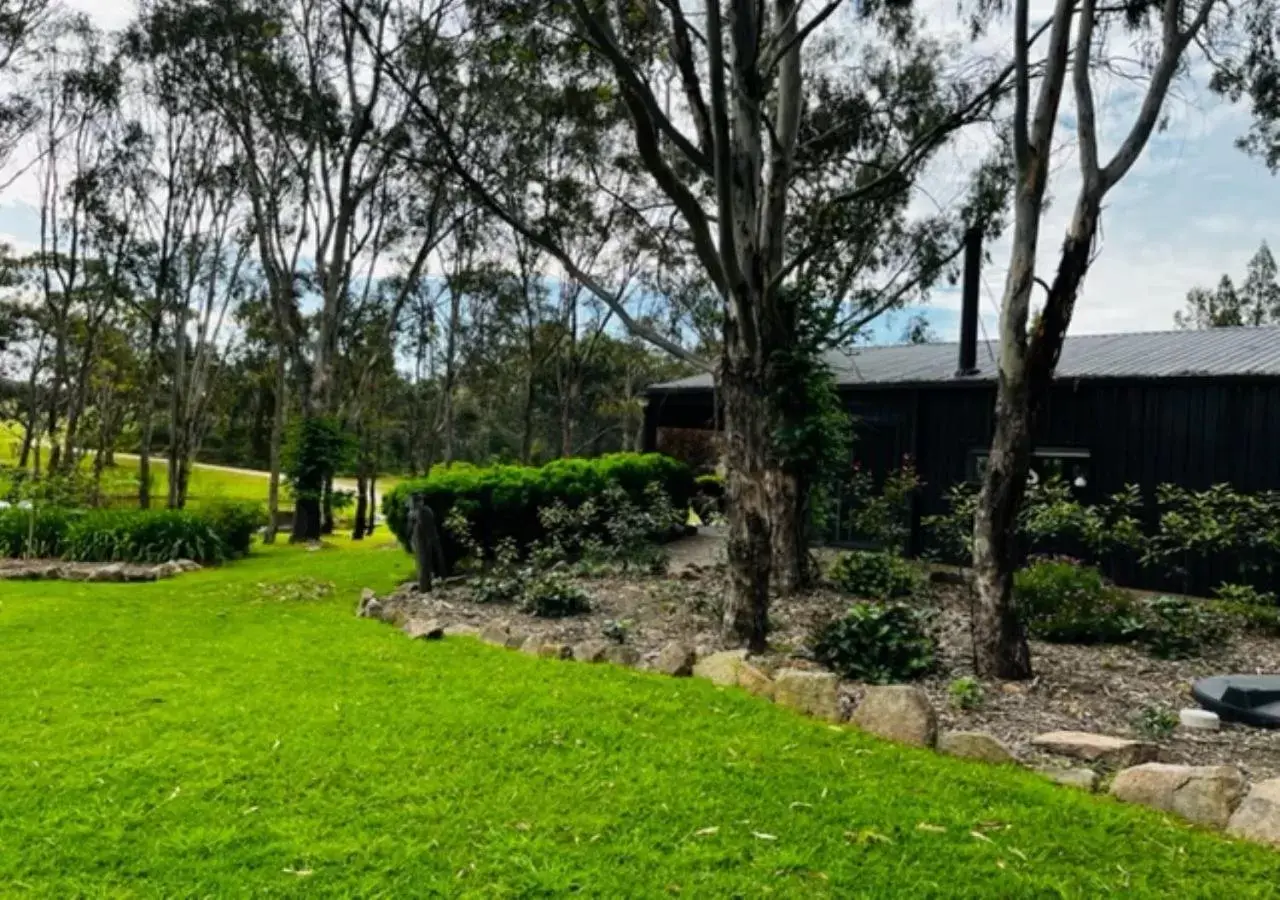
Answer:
xmin=1111 ymin=763 xmax=1246 ymax=828
xmin=1030 ymin=731 xmax=1157 ymax=768
xmin=1227 ymin=779 xmax=1280 ymax=847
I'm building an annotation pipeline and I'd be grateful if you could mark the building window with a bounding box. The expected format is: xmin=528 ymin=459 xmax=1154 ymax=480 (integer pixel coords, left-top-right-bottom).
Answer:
xmin=967 ymin=447 xmax=1092 ymax=490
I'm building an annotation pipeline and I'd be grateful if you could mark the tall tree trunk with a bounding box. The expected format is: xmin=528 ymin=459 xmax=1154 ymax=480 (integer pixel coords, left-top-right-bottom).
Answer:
xmin=353 ymin=469 xmax=367 ymax=540
xmin=521 ymin=370 xmax=536 ymax=463
xmin=769 ymin=469 xmax=811 ymax=594
xmin=139 ymin=318 xmax=162 ymax=509
xmin=720 ymin=361 xmax=773 ymax=652
xmin=265 ymin=346 xmax=286 ymax=544
xmin=321 ymin=471 xmax=335 ymax=535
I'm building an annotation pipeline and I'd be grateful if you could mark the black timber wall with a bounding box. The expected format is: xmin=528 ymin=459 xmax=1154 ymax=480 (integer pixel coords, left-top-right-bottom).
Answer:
xmin=647 ymin=376 xmax=1280 ymax=595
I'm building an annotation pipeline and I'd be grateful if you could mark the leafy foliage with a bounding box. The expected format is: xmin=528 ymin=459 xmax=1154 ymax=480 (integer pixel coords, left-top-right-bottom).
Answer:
xmin=520 ymin=570 xmax=592 ymax=618
xmin=384 ymin=453 xmax=692 ymax=569
xmin=1132 ymin=706 xmax=1179 ymax=741
xmin=843 ymin=461 xmax=923 ymax=554
xmin=1014 ymin=559 xmax=1138 ymax=644
xmin=62 ymin=509 xmax=225 ymax=564
xmin=948 ymin=677 xmax=985 ymax=711
xmin=810 ymin=602 xmax=937 ymax=684
xmin=1136 ymin=596 xmax=1230 ymax=660
xmin=827 ymin=550 xmax=923 ymax=600
xmin=283 ymin=416 xmax=353 ymax=500
xmin=0 ymin=501 xmax=263 ymax=563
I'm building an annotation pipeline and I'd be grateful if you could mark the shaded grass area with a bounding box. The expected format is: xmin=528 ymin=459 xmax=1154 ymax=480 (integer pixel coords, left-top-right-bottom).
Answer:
xmin=1 ymin=538 xmax=1277 ymax=897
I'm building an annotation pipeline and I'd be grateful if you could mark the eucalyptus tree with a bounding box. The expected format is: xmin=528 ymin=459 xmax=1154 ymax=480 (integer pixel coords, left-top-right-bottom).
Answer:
xmin=971 ymin=0 xmax=1236 ymax=678
xmin=351 ymin=0 xmax=1015 ymax=647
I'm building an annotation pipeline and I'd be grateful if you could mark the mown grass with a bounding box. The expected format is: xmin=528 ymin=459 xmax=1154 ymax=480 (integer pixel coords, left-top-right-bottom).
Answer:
xmin=1 ymin=537 xmax=1277 ymax=897
xmin=1 ymin=422 xmax=278 ymax=508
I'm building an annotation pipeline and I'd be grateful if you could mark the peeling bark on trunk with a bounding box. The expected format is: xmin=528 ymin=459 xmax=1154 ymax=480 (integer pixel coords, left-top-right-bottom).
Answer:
xmin=720 ymin=363 xmax=772 ymax=652
xmin=769 ymin=468 xmax=811 ymax=595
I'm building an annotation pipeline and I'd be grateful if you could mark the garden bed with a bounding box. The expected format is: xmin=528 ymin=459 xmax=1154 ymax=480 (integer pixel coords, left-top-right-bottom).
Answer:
xmin=374 ymin=533 xmax=1280 ymax=781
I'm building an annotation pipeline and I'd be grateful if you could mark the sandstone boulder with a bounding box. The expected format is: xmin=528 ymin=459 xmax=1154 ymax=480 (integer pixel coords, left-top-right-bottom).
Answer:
xmin=1110 ymin=763 xmax=1246 ymax=828
xmin=937 ymin=730 xmax=1014 ymax=764
xmin=403 ymin=618 xmax=445 ymax=640
xmin=1039 ymin=767 xmax=1100 ymax=792
xmin=692 ymin=650 xmax=749 ymax=686
xmin=1227 ymin=779 xmax=1280 ymax=847
xmin=654 ymin=641 xmax=697 ymax=677
xmin=1030 ymin=731 xmax=1157 ymax=768
xmin=573 ymin=641 xmax=611 ymax=663
xmin=479 ymin=621 xmax=511 ymax=647
xmin=773 ymin=669 xmax=842 ymax=722
xmin=603 ymin=644 xmax=641 ymax=668
xmin=850 ymin=685 xmax=936 ymax=747
xmin=737 ymin=663 xmax=775 ymax=700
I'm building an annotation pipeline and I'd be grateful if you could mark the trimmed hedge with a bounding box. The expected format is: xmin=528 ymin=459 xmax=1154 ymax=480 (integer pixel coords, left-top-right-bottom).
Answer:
xmin=0 ymin=501 xmax=265 ymax=564
xmin=382 ymin=453 xmax=694 ymax=568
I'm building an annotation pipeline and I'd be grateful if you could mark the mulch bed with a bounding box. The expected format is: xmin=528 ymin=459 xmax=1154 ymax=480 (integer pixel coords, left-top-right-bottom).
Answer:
xmin=376 ymin=534 xmax=1280 ymax=780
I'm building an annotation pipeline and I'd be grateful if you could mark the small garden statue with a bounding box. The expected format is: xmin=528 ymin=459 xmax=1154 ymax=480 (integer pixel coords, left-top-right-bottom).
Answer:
xmin=409 ymin=493 xmax=446 ymax=592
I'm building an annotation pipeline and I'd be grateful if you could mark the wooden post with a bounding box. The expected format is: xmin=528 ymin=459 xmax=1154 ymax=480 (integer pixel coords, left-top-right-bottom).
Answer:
xmin=411 ymin=492 xmax=444 ymax=592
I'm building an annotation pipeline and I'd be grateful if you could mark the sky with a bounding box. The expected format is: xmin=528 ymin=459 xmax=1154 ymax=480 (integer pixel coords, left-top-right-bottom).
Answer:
xmin=3 ymin=0 xmax=1274 ymax=345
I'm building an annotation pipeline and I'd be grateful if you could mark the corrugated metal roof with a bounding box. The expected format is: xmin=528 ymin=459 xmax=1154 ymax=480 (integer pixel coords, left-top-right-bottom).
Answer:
xmin=651 ymin=326 xmax=1280 ymax=392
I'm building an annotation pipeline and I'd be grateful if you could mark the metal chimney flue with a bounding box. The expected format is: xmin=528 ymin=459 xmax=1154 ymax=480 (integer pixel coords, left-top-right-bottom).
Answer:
xmin=957 ymin=227 xmax=981 ymax=376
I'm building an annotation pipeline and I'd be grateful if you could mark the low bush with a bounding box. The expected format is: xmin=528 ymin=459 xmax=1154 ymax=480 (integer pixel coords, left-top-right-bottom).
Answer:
xmin=198 ymin=501 xmax=267 ymax=558
xmin=0 ymin=505 xmax=79 ymax=558
xmin=1014 ymin=559 xmax=1138 ymax=644
xmin=1215 ymin=600 xmax=1280 ymax=638
xmin=810 ymin=601 xmax=937 ymax=683
xmin=0 ymin=501 xmax=264 ymax=564
xmin=383 ymin=453 xmax=693 ymax=570
xmin=1136 ymin=596 xmax=1230 ymax=660
xmin=827 ymin=550 xmax=922 ymax=600
xmin=521 ymin=571 xmax=592 ymax=618
xmin=948 ymin=676 xmax=985 ymax=711
xmin=62 ymin=509 xmax=224 ymax=564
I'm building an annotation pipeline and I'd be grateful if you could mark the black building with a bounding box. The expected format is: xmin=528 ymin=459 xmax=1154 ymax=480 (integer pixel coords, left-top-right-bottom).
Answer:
xmin=642 ymin=314 xmax=1280 ymax=595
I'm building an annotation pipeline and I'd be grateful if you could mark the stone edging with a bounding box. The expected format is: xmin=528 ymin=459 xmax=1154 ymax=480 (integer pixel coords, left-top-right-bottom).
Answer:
xmin=0 ymin=559 xmax=202 ymax=583
xmin=356 ymin=588 xmax=1280 ymax=851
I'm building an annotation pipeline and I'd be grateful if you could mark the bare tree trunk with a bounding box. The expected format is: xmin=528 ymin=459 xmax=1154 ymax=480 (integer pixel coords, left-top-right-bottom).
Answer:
xmin=353 ymin=470 xmax=367 ymax=540
xmin=139 ymin=319 xmax=162 ymax=509
xmin=265 ymin=346 xmax=286 ymax=544
xmin=521 ymin=370 xmax=536 ymax=463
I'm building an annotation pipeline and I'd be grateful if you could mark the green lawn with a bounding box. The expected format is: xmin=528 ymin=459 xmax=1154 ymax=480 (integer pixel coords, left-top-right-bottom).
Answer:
xmin=1 ymin=539 xmax=1277 ymax=897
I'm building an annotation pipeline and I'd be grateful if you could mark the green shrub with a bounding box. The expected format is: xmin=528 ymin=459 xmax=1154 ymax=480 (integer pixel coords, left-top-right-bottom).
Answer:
xmin=1014 ymin=559 xmax=1138 ymax=644
xmin=0 ymin=505 xmax=79 ymax=558
xmin=827 ymin=550 xmax=922 ymax=600
xmin=1136 ymin=596 xmax=1230 ymax=660
xmin=383 ymin=453 xmax=693 ymax=570
xmin=198 ymin=501 xmax=265 ymax=558
xmin=520 ymin=571 xmax=592 ymax=618
xmin=810 ymin=601 xmax=937 ymax=683
xmin=948 ymin=676 xmax=985 ymax=711
xmin=1214 ymin=600 xmax=1280 ymax=637
xmin=62 ymin=509 xmax=224 ymax=564
xmin=1132 ymin=705 xmax=1179 ymax=740
xmin=1214 ymin=582 xmax=1277 ymax=607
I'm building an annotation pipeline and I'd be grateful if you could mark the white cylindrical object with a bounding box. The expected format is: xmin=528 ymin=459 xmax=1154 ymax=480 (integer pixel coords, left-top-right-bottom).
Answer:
xmin=1179 ymin=708 xmax=1221 ymax=731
